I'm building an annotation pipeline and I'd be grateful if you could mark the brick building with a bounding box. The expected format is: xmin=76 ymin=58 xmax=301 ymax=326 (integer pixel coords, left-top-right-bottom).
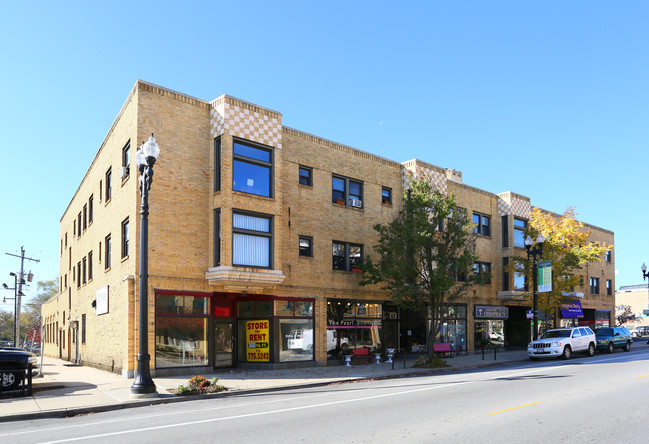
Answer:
xmin=41 ymin=81 xmax=615 ymax=376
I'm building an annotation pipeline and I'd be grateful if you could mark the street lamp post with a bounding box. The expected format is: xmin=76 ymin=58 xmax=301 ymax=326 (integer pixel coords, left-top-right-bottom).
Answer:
xmin=525 ymin=234 xmax=545 ymax=341
xmin=642 ymin=264 xmax=649 ymax=344
xmin=130 ymin=134 xmax=160 ymax=397
xmin=2 ymin=273 xmax=23 ymax=346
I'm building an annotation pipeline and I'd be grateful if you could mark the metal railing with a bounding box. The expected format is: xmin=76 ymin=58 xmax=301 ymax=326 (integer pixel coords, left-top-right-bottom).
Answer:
xmin=0 ymin=363 xmax=33 ymax=397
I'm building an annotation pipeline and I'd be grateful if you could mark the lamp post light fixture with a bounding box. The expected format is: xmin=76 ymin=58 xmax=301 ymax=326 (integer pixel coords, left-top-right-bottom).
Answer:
xmin=130 ymin=134 xmax=160 ymax=398
xmin=525 ymin=233 xmax=545 ymax=341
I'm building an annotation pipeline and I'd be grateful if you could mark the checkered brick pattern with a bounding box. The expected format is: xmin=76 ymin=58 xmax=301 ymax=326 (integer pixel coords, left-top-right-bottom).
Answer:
xmin=511 ymin=197 xmax=531 ymax=218
xmin=210 ymin=101 xmax=282 ymax=149
xmin=497 ymin=197 xmax=511 ymax=216
xmin=402 ymin=165 xmax=447 ymax=194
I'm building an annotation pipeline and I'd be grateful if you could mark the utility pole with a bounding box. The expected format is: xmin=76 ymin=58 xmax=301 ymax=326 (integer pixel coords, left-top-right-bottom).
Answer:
xmin=6 ymin=246 xmax=40 ymax=346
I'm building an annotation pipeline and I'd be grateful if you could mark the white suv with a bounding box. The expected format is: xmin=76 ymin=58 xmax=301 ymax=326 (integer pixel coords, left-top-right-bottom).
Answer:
xmin=527 ymin=327 xmax=596 ymax=360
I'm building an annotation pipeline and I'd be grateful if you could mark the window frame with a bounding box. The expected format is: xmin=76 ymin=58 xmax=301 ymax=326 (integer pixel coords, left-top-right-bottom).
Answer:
xmin=122 ymin=141 xmax=131 ymax=178
xmin=105 ymin=234 xmax=111 ymax=269
xmin=88 ymin=195 xmax=93 ymax=223
xmin=473 ymin=261 xmax=492 ymax=284
xmin=232 ymin=210 xmax=273 ymax=269
xmin=88 ymin=251 xmax=93 ymax=281
xmin=332 ymin=241 xmax=364 ymax=272
xmin=332 ymin=174 xmax=363 ymax=208
xmin=513 ymin=217 xmax=527 ymax=248
xmin=381 ymin=187 xmax=392 ymax=205
xmin=105 ymin=168 xmax=112 ymax=202
xmin=232 ymin=138 xmax=274 ymax=198
xmin=299 ymin=165 xmax=313 ymax=187
xmin=473 ymin=212 xmax=491 ymax=237
xmin=590 ymin=276 xmax=600 ymax=295
xmin=214 ymin=209 xmax=221 ymax=267
xmin=214 ymin=137 xmax=221 ymax=192
xmin=121 ymin=218 xmax=129 ymax=259
xmin=606 ymin=279 xmax=612 ymax=296
xmin=299 ymin=235 xmax=313 ymax=257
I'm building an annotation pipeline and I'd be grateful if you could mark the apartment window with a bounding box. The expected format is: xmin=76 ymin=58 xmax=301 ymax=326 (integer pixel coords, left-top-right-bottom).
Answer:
xmin=99 ymin=180 xmax=102 ymax=202
xmin=77 ymin=262 xmax=81 ymax=288
xmin=65 ymin=233 xmax=68 ymax=247
xmin=88 ymin=195 xmax=94 ymax=223
xmin=473 ymin=262 xmax=492 ymax=284
xmin=214 ymin=137 xmax=221 ymax=192
xmin=502 ymin=258 xmax=509 ymax=291
xmin=78 ymin=212 xmax=82 ymax=237
xmin=232 ymin=139 xmax=273 ymax=197
xmin=606 ymin=279 xmax=612 ymax=296
xmin=332 ymin=175 xmax=363 ymax=207
xmin=105 ymin=235 xmax=111 ymax=269
xmin=121 ymin=218 xmax=129 ymax=258
xmin=81 ymin=314 xmax=86 ymax=344
xmin=105 ymin=168 xmax=112 ymax=202
xmin=501 ymin=216 xmax=509 ymax=247
xmin=82 ymin=257 xmax=87 ymax=284
xmin=514 ymin=218 xmax=527 ymax=248
xmin=382 ymin=187 xmax=392 ymax=205
xmin=299 ymin=236 xmax=313 ymax=257
xmin=64 ymin=274 xmax=67 ymax=289
xmin=214 ymin=209 xmax=221 ymax=266
xmin=122 ymin=141 xmax=130 ymax=177
xmin=606 ymin=250 xmax=612 ymax=262
xmin=299 ymin=166 xmax=313 ymax=186
xmin=83 ymin=205 xmax=88 ymax=231
xmin=232 ymin=212 xmax=273 ymax=268
xmin=88 ymin=251 xmax=93 ymax=281
xmin=514 ymin=271 xmax=526 ymax=291
xmin=590 ymin=277 xmax=600 ymax=295
xmin=332 ymin=241 xmax=363 ymax=271
xmin=473 ymin=212 xmax=491 ymax=236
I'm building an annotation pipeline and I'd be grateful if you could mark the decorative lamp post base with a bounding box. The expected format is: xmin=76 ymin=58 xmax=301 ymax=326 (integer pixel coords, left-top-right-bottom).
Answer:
xmin=130 ymin=353 xmax=158 ymax=399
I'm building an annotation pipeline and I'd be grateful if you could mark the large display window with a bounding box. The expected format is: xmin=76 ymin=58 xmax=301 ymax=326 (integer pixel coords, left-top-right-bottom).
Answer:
xmin=155 ymin=292 xmax=210 ymax=368
xmin=327 ymin=300 xmax=382 ymax=358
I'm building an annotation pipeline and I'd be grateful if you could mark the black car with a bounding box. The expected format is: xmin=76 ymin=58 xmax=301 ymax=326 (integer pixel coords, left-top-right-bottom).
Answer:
xmin=0 ymin=348 xmax=38 ymax=390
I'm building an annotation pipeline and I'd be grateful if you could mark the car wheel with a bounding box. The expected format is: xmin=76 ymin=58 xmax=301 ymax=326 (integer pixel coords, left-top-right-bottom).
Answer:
xmin=1 ymin=371 xmax=21 ymax=390
xmin=632 ymin=332 xmax=638 ymax=338
xmin=587 ymin=343 xmax=595 ymax=357
xmin=623 ymin=341 xmax=631 ymax=352
xmin=561 ymin=345 xmax=572 ymax=359
xmin=607 ymin=342 xmax=614 ymax=353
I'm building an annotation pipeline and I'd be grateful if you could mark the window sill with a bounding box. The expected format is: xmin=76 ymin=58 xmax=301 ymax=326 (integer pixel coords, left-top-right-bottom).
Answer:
xmin=105 ymin=198 xmax=112 ymax=207
xmin=332 ymin=202 xmax=364 ymax=210
xmin=104 ymin=267 xmax=111 ymax=273
xmin=121 ymin=174 xmax=130 ymax=187
xmin=121 ymin=255 xmax=129 ymax=263
xmin=298 ymin=183 xmax=313 ymax=189
xmin=299 ymin=254 xmax=314 ymax=259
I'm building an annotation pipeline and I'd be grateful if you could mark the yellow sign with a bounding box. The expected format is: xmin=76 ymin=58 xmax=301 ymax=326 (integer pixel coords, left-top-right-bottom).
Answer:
xmin=246 ymin=320 xmax=270 ymax=362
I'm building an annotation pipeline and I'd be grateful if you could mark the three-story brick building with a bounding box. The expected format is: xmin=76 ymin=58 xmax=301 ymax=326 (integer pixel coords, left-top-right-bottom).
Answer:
xmin=42 ymin=80 xmax=615 ymax=376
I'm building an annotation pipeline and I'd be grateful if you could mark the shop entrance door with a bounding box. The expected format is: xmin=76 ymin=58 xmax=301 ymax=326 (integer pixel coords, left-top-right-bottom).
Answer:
xmin=213 ymin=321 xmax=234 ymax=368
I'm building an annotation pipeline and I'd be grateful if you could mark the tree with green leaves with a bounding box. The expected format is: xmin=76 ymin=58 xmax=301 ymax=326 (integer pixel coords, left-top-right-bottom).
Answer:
xmin=21 ymin=279 xmax=58 ymax=345
xmin=360 ymin=178 xmax=483 ymax=361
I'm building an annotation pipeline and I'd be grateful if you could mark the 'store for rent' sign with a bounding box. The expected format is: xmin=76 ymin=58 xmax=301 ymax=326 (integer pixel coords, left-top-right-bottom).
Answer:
xmin=246 ymin=320 xmax=270 ymax=362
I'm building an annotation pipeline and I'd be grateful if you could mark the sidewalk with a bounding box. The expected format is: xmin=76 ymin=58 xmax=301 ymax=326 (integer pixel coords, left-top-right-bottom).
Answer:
xmin=1 ymin=349 xmax=529 ymax=422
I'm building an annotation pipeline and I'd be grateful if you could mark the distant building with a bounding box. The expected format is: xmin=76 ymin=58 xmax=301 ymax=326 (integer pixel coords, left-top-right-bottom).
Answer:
xmin=41 ymin=81 xmax=615 ymax=376
xmin=616 ymin=284 xmax=649 ymax=325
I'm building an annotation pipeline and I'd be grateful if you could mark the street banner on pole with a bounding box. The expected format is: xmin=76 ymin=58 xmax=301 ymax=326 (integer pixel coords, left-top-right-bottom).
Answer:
xmin=538 ymin=260 xmax=552 ymax=293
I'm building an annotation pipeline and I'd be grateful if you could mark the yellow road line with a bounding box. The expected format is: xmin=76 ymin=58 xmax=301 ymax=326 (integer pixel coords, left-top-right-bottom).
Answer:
xmin=635 ymin=374 xmax=649 ymax=379
xmin=489 ymin=401 xmax=541 ymax=415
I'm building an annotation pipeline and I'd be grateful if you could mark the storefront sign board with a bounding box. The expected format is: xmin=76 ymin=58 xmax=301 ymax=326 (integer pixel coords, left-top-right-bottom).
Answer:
xmin=474 ymin=305 xmax=509 ymax=319
xmin=96 ymin=285 xmax=109 ymax=315
xmin=246 ymin=320 xmax=270 ymax=362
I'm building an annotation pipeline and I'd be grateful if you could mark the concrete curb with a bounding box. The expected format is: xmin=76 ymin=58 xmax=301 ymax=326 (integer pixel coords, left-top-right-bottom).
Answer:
xmin=1 ymin=357 xmax=530 ymax=423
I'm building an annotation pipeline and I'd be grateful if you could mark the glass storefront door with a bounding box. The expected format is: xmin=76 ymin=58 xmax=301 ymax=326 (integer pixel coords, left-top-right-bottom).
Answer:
xmin=214 ymin=321 xmax=234 ymax=368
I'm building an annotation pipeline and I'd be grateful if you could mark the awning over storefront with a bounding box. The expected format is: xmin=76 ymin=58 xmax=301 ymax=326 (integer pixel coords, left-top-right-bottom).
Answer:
xmin=560 ymin=300 xmax=584 ymax=319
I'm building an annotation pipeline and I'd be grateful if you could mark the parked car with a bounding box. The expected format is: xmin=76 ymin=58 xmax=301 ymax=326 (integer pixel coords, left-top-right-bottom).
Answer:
xmin=631 ymin=326 xmax=649 ymax=338
xmin=595 ymin=327 xmax=632 ymax=353
xmin=527 ymin=327 xmax=596 ymax=360
xmin=0 ymin=348 xmax=38 ymax=390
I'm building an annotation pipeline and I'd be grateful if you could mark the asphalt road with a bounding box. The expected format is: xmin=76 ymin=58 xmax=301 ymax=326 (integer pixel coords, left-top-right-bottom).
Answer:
xmin=3 ymin=347 xmax=649 ymax=443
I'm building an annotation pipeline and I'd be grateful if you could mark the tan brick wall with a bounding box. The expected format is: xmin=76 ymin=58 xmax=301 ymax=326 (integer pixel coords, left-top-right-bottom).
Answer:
xmin=43 ymin=80 xmax=616 ymax=372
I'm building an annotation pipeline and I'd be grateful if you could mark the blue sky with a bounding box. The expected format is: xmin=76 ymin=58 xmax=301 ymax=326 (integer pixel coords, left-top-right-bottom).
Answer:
xmin=1 ymin=1 xmax=647 ymax=313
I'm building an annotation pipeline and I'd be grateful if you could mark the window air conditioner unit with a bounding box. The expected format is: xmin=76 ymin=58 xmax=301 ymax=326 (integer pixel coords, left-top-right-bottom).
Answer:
xmin=349 ymin=199 xmax=363 ymax=208
xmin=120 ymin=166 xmax=129 ymax=179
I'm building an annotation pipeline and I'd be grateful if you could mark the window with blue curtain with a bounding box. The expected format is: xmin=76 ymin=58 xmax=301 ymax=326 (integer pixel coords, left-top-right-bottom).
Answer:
xmin=233 ymin=212 xmax=272 ymax=268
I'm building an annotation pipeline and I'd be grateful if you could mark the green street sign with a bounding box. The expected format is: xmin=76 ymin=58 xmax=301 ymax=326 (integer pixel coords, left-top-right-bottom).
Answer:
xmin=538 ymin=260 xmax=552 ymax=293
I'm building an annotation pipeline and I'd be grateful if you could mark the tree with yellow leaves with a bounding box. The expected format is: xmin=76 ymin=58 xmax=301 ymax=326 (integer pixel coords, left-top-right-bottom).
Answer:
xmin=509 ymin=207 xmax=612 ymax=328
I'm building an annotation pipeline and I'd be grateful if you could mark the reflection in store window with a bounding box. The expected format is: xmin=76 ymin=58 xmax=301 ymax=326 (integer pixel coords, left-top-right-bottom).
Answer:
xmin=279 ymin=319 xmax=314 ymax=362
xmin=155 ymin=317 xmax=208 ymax=368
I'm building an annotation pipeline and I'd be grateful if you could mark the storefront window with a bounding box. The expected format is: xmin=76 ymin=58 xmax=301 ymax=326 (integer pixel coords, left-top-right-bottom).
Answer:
xmin=155 ymin=293 xmax=210 ymax=368
xmin=437 ymin=305 xmax=467 ymax=351
xmin=327 ymin=299 xmax=382 ymax=358
xmin=155 ymin=316 xmax=208 ymax=368
xmin=279 ymin=319 xmax=314 ymax=362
